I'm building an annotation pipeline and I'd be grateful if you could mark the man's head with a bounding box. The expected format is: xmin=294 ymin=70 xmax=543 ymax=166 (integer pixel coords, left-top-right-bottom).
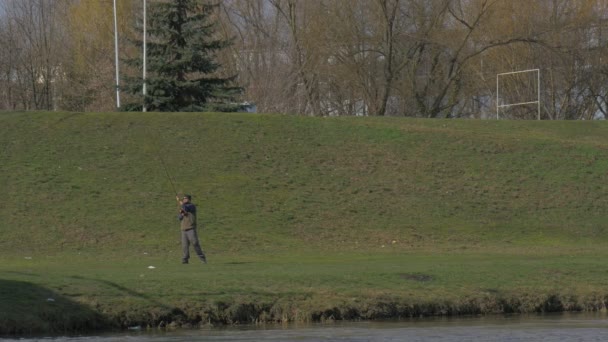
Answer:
xmin=182 ymin=194 xmax=192 ymax=203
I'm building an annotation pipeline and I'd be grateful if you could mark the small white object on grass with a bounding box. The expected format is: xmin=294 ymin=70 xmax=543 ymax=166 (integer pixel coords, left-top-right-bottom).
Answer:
xmin=148 ymin=266 xmax=156 ymax=269
xmin=24 ymin=257 xmax=32 ymax=260
xmin=46 ymin=298 xmax=55 ymax=302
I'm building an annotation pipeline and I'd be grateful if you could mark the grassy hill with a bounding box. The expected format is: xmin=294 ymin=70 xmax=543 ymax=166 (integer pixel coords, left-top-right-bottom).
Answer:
xmin=2 ymin=111 xmax=608 ymax=334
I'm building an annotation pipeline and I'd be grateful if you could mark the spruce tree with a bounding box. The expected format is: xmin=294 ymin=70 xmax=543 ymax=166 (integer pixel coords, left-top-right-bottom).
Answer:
xmin=124 ymin=0 xmax=241 ymax=112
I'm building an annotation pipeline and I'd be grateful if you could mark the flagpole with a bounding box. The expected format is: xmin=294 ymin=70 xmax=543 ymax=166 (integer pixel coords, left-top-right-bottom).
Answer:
xmin=113 ymin=0 xmax=121 ymax=109
xmin=142 ymin=0 xmax=147 ymax=112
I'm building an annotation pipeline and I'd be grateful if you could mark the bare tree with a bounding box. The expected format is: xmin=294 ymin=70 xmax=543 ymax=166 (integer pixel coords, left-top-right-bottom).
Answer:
xmin=3 ymin=0 xmax=608 ymax=119
xmin=0 ymin=0 xmax=68 ymax=111
xmin=220 ymin=0 xmax=298 ymax=114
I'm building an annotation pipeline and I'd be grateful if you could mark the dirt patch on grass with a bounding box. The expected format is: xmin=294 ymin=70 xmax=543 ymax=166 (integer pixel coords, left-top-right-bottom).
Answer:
xmin=399 ymin=273 xmax=434 ymax=282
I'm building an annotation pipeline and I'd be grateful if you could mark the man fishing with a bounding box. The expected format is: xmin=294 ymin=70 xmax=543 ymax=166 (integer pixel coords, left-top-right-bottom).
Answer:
xmin=176 ymin=194 xmax=207 ymax=264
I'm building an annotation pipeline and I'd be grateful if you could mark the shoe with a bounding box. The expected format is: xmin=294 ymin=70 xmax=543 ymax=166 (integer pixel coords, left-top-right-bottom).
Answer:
xmin=182 ymin=260 xmax=189 ymax=264
xmin=200 ymin=257 xmax=207 ymax=264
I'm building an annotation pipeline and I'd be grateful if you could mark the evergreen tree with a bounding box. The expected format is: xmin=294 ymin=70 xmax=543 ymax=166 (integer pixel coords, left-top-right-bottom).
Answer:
xmin=124 ymin=0 xmax=241 ymax=112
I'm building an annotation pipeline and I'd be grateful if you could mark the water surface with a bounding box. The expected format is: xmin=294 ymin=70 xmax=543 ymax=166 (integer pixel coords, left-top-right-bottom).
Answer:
xmin=8 ymin=313 xmax=608 ymax=341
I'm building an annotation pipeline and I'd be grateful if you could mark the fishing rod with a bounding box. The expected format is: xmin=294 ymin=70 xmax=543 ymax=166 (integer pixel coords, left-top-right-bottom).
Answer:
xmin=142 ymin=125 xmax=186 ymax=224
xmin=154 ymin=140 xmax=182 ymax=206
xmin=156 ymin=148 xmax=178 ymax=197
xmin=139 ymin=118 xmax=182 ymax=204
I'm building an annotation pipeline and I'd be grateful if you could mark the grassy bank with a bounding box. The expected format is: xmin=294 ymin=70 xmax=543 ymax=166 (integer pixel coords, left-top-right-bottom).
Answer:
xmin=1 ymin=111 xmax=608 ymax=334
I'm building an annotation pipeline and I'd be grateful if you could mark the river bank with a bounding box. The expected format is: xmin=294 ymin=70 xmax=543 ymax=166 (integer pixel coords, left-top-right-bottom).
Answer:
xmin=3 ymin=291 xmax=608 ymax=336
xmin=87 ymin=291 xmax=608 ymax=330
xmin=2 ymin=250 xmax=608 ymax=335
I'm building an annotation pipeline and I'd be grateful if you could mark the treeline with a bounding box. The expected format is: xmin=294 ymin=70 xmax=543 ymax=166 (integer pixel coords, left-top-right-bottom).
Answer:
xmin=1 ymin=0 xmax=608 ymax=118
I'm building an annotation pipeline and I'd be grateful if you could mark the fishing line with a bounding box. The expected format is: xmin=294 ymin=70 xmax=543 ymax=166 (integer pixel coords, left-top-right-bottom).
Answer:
xmin=141 ymin=119 xmax=180 ymax=198
xmin=156 ymin=146 xmax=178 ymax=197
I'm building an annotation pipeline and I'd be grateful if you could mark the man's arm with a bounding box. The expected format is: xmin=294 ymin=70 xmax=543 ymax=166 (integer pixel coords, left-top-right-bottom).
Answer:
xmin=178 ymin=206 xmax=187 ymax=220
xmin=176 ymin=196 xmax=187 ymax=220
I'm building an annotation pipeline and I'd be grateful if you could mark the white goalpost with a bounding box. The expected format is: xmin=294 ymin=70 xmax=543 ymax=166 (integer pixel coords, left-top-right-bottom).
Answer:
xmin=496 ymin=69 xmax=540 ymax=120
xmin=113 ymin=0 xmax=121 ymax=109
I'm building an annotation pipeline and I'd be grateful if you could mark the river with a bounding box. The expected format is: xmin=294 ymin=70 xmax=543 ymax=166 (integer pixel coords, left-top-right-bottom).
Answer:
xmin=5 ymin=313 xmax=608 ymax=341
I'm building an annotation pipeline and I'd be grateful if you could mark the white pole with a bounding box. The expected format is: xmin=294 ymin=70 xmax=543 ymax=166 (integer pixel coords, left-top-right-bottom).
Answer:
xmin=113 ymin=0 xmax=121 ymax=109
xmin=537 ymin=69 xmax=541 ymax=120
xmin=496 ymin=74 xmax=499 ymax=120
xmin=142 ymin=0 xmax=147 ymax=112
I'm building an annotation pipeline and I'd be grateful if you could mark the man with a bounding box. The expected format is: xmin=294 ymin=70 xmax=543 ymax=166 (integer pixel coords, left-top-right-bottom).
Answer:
xmin=177 ymin=194 xmax=207 ymax=264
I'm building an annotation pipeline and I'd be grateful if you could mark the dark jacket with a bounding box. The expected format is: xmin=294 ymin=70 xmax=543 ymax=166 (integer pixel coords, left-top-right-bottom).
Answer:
xmin=178 ymin=203 xmax=197 ymax=231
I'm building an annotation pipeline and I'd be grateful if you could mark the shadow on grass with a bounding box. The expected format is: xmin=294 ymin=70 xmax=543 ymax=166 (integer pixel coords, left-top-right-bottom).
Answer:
xmin=0 ymin=279 xmax=106 ymax=336
xmin=67 ymin=276 xmax=191 ymax=329
xmin=69 ymin=275 xmax=170 ymax=310
xmin=2 ymin=271 xmax=40 ymax=277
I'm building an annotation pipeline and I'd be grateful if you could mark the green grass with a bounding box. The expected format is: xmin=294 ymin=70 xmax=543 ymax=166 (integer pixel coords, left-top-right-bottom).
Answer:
xmin=2 ymin=111 xmax=608 ymax=333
